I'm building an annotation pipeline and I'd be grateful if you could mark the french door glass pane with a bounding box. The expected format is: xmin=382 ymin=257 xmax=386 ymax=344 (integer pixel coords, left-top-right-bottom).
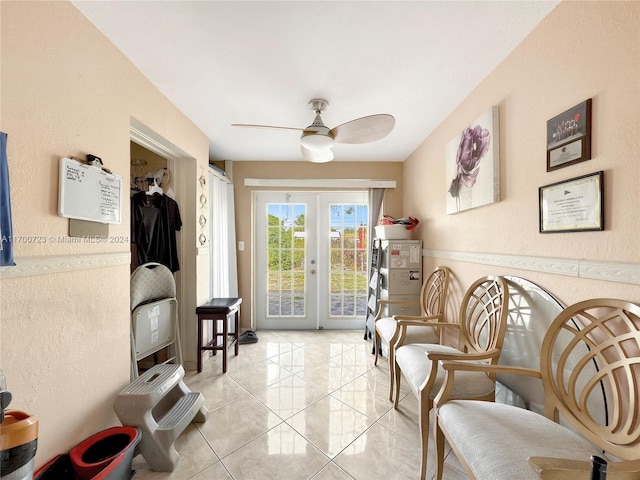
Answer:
xmin=267 ymin=203 xmax=306 ymax=318
xmin=329 ymin=203 xmax=368 ymax=318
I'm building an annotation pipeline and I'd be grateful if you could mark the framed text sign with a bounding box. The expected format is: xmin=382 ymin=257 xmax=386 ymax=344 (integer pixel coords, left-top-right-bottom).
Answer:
xmin=539 ymin=171 xmax=603 ymax=233
xmin=59 ymin=157 xmax=122 ymax=224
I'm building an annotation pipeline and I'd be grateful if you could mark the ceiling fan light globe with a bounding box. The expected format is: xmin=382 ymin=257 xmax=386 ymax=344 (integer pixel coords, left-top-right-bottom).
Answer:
xmin=301 ymin=146 xmax=333 ymax=163
xmin=308 ymin=151 xmax=333 ymax=163
xmin=300 ymin=133 xmax=334 ymax=151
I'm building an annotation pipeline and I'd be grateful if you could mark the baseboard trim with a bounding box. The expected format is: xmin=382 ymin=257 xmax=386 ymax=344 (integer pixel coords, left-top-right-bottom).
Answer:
xmin=424 ymin=249 xmax=640 ymax=285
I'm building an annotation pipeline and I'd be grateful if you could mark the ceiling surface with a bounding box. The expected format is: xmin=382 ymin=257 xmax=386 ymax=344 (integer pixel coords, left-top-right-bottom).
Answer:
xmin=72 ymin=1 xmax=560 ymax=163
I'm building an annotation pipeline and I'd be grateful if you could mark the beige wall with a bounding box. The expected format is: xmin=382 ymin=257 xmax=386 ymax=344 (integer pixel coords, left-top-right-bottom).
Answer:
xmin=232 ymin=161 xmax=404 ymax=329
xmin=403 ymin=1 xmax=640 ymax=309
xmin=0 ymin=1 xmax=210 ymax=465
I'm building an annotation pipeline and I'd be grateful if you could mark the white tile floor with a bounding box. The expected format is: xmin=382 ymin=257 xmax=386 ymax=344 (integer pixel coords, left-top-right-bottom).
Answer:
xmin=130 ymin=330 xmax=469 ymax=480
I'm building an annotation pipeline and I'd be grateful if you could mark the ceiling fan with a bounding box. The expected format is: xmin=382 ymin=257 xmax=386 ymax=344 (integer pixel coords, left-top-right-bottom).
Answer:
xmin=232 ymin=99 xmax=395 ymax=163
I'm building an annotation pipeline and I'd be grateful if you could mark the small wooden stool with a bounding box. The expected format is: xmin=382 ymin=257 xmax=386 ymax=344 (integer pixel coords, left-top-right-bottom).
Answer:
xmin=195 ymin=297 xmax=242 ymax=373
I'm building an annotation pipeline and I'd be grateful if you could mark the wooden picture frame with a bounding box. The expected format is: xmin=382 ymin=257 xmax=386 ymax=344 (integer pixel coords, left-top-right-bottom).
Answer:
xmin=539 ymin=171 xmax=603 ymax=233
xmin=546 ymin=99 xmax=592 ymax=171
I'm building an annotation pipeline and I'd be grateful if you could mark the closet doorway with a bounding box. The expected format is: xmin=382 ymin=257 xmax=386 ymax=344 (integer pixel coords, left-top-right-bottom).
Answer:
xmin=129 ymin=118 xmax=199 ymax=371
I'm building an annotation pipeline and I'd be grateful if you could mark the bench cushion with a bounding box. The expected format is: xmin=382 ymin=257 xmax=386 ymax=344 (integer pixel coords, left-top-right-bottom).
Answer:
xmin=438 ymin=400 xmax=599 ymax=480
xmin=376 ymin=317 xmax=439 ymax=347
xmin=395 ymin=344 xmax=496 ymax=399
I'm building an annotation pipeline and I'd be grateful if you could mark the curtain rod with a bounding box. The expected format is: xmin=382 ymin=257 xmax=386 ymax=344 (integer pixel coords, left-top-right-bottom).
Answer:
xmin=243 ymin=178 xmax=396 ymax=188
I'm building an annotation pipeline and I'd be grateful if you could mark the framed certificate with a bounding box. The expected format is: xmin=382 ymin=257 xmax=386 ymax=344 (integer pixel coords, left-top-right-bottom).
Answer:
xmin=539 ymin=171 xmax=604 ymax=233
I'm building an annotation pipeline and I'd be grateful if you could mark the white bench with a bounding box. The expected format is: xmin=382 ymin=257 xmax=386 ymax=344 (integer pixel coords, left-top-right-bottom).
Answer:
xmin=114 ymin=364 xmax=208 ymax=471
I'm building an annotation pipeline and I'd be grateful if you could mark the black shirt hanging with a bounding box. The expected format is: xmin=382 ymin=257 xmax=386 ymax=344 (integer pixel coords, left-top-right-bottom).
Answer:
xmin=131 ymin=191 xmax=182 ymax=273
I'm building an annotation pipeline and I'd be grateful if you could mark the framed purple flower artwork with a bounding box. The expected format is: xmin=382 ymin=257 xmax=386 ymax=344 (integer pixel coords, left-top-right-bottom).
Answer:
xmin=445 ymin=106 xmax=500 ymax=214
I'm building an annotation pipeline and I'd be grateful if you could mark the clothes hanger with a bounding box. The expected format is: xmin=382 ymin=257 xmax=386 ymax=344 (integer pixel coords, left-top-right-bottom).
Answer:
xmin=146 ymin=179 xmax=163 ymax=195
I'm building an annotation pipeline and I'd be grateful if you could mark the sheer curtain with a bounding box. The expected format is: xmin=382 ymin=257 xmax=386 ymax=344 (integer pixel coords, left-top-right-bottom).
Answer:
xmin=368 ymin=188 xmax=386 ymax=256
xmin=365 ymin=188 xmax=386 ymax=339
xmin=208 ymin=168 xmax=238 ymax=298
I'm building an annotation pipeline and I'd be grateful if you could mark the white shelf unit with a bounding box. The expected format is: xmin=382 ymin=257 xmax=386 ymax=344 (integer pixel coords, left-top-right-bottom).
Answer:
xmin=378 ymin=239 xmax=423 ymax=317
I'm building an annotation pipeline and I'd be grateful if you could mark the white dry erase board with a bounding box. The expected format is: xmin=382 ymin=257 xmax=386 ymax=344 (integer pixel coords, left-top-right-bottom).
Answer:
xmin=59 ymin=157 xmax=122 ymax=224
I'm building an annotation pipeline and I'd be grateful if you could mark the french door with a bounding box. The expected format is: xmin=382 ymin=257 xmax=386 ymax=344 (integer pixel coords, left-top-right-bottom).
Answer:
xmin=254 ymin=192 xmax=368 ymax=330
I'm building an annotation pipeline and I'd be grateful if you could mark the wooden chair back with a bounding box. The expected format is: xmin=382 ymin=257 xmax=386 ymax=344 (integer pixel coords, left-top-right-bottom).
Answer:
xmin=540 ymin=298 xmax=640 ymax=461
xmin=419 ymin=266 xmax=450 ymax=317
xmin=457 ymin=276 xmax=510 ymax=362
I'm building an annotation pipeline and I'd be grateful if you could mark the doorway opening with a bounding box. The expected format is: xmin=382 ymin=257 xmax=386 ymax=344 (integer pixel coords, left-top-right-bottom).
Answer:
xmin=129 ymin=118 xmax=199 ymax=371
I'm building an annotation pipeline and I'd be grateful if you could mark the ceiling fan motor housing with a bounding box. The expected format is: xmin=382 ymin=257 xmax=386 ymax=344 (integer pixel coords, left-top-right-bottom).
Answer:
xmin=301 ymin=99 xmax=334 ymax=151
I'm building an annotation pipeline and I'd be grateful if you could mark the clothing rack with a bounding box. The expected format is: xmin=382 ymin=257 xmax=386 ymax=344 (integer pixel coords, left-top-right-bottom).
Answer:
xmin=130 ymin=168 xmax=170 ymax=192
xmin=131 ymin=176 xmax=156 ymax=191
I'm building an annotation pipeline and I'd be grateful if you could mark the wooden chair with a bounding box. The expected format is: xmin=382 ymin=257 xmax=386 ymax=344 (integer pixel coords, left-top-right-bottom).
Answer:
xmin=434 ymin=298 xmax=640 ymax=480
xmin=393 ymin=275 xmax=510 ymax=480
xmin=373 ymin=266 xmax=450 ymax=401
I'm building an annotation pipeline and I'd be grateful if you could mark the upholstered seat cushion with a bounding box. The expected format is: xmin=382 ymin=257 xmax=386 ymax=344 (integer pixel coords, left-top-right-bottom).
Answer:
xmin=438 ymin=400 xmax=599 ymax=480
xmin=376 ymin=317 xmax=439 ymax=348
xmin=395 ymin=344 xmax=496 ymax=399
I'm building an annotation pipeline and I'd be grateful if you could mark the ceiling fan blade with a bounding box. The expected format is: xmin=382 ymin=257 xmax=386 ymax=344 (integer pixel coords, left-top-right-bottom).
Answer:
xmin=301 ymin=145 xmax=333 ymax=163
xmin=330 ymin=114 xmax=395 ymax=144
xmin=231 ymin=123 xmax=304 ymax=132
